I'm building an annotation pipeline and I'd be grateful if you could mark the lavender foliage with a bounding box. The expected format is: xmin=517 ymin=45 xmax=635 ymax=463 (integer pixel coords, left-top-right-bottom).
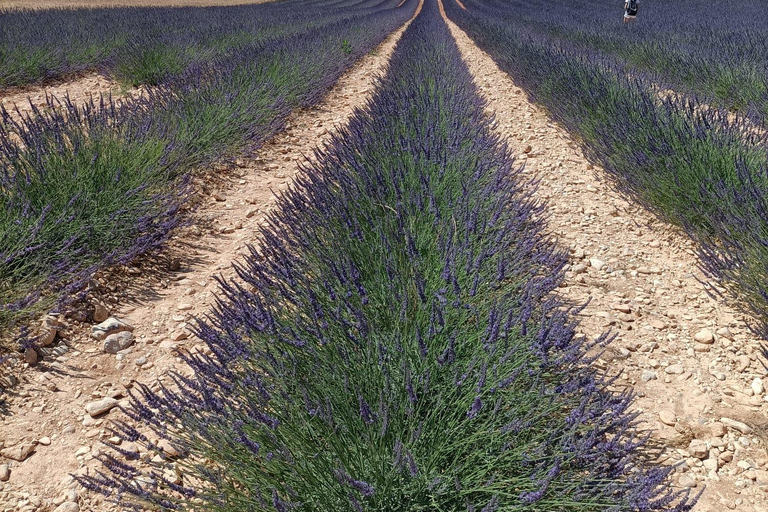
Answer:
xmin=85 ymin=1 xmax=693 ymax=510
xmin=0 ymin=0 xmax=404 ymax=88
xmin=0 ymin=0 xmax=416 ymax=347
xmin=445 ymin=0 xmax=768 ymax=340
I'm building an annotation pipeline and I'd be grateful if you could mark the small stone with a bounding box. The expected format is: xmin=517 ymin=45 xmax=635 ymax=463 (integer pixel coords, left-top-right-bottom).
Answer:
xmin=178 ymin=303 xmax=193 ymax=311
xmin=665 ymin=364 xmax=684 ymax=375
xmin=571 ymin=263 xmax=587 ymax=274
xmin=212 ymin=193 xmax=226 ymax=202
xmin=74 ymin=446 xmax=90 ymax=457
xmin=92 ymin=317 xmax=133 ymax=341
xmin=0 ymin=443 xmax=36 ymax=461
xmin=134 ymin=356 xmax=147 ymax=366
xmin=735 ymin=355 xmax=751 ymax=373
xmin=171 ymin=330 xmax=189 ymax=342
xmin=168 ymin=258 xmax=181 ymax=271
xmin=589 ymin=258 xmax=606 ymax=270
xmin=650 ymin=319 xmax=668 ymax=330
xmin=53 ymin=502 xmax=79 ymax=512
xmin=710 ymin=422 xmax=727 ymax=437
xmin=85 ymin=397 xmax=118 ymax=417
xmin=678 ymin=475 xmax=696 ymax=488
xmin=23 ymin=348 xmax=38 ymax=365
xmin=65 ymin=489 xmax=78 ymax=503
xmin=716 ymin=327 xmax=732 ymax=338
xmin=721 ymin=417 xmax=753 ymax=434
xmin=157 ymin=439 xmax=182 ymax=458
xmin=659 ymin=410 xmax=676 ymax=426
xmin=103 ymin=331 xmax=134 ymax=354
xmin=38 ymin=437 xmax=50 ymax=446
xmin=694 ymin=329 xmax=714 ymax=344
xmin=0 ymin=464 xmax=9 ymax=481
xmin=38 ymin=315 xmax=59 ymax=346
xmin=754 ymin=470 xmax=768 ymax=485
xmin=523 ymin=144 xmax=532 ymax=153
xmin=613 ymin=303 xmax=631 ymax=313
xmin=641 ymin=370 xmax=657 ymax=382
xmin=92 ymin=302 xmax=109 ymax=323
xmin=688 ymin=439 xmax=708 ymax=459
xmin=752 ymin=378 xmax=764 ymax=395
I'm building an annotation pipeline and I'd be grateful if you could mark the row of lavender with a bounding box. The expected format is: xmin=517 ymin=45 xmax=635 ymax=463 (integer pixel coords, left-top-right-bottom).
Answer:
xmin=83 ymin=1 xmax=694 ymax=510
xmin=0 ymin=0 xmax=395 ymax=88
xmin=0 ymin=0 xmax=417 ymax=350
xmin=458 ymin=0 xmax=768 ymax=123
xmin=444 ymin=0 xmax=768 ymax=340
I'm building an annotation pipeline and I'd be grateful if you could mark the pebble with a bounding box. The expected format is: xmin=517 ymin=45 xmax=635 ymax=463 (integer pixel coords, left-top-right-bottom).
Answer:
xmin=659 ymin=409 xmax=676 ymax=426
xmin=38 ymin=437 xmax=50 ymax=446
xmin=613 ymin=304 xmax=631 ymax=313
xmin=721 ymin=417 xmax=753 ymax=434
xmin=53 ymin=502 xmax=79 ymax=512
xmin=694 ymin=328 xmax=714 ymax=344
xmin=158 ymin=439 xmax=181 ymax=458
xmin=641 ymin=370 xmax=657 ymax=382
xmin=93 ymin=302 xmax=110 ymax=323
xmin=0 ymin=443 xmax=36 ymax=461
xmin=571 ymin=263 xmax=587 ymax=274
xmin=710 ymin=422 xmax=727 ymax=437
xmin=688 ymin=439 xmax=708 ymax=459
xmin=23 ymin=348 xmax=38 ymax=365
xmin=752 ymin=378 xmax=764 ymax=395
xmin=92 ymin=317 xmax=133 ymax=341
xmin=134 ymin=356 xmax=147 ymax=366
xmin=103 ymin=331 xmax=135 ymax=354
xmin=85 ymin=397 xmax=118 ymax=417
xmin=664 ymin=364 xmax=684 ymax=375
xmin=678 ymin=474 xmax=696 ymax=488
xmin=0 ymin=464 xmax=9 ymax=482
xmin=589 ymin=257 xmax=606 ymax=270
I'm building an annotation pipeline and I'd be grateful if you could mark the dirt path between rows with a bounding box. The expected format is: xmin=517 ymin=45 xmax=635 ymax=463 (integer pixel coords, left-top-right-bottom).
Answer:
xmin=0 ymin=3 xmax=423 ymax=509
xmin=0 ymin=73 xmax=131 ymax=124
xmin=439 ymin=1 xmax=768 ymax=510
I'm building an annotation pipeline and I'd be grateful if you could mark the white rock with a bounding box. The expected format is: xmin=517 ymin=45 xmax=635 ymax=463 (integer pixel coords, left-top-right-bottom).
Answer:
xmin=85 ymin=397 xmax=118 ymax=417
xmin=688 ymin=439 xmax=708 ymax=459
xmin=38 ymin=437 xmax=51 ymax=446
xmin=665 ymin=364 xmax=684 ymax=375
xmin=641 ymin=370 xmax=657 ymax=382
xmin=589 ymin=258 xmax=606 ymax=270
xmin=0 ymin=464 xmax=9 ymax=482
xmin=751 ymin=378 xmax=764 ymax=395
xmin=53 ymin=502 xmax=79 ymax=512
xmin=694 ymin=329 xmax=714 ymax=344
xmin=721 ymin=417 xmax=753 ymax=434
xmin=92 ymin=317 xmax=133 ymax=341
xmin=659 ymin=410 xmax=676 ymax=426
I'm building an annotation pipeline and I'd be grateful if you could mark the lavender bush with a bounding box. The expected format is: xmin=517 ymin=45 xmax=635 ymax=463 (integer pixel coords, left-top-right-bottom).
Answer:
xmin=0 ymin=0 xmax=417 ymax=350
xmin=81 ymin=1 xmax=694 ymax=510
xmin=452 ymin=0 xmax=768 ymax=123
xmin=0 ymin=0 xmax=402 ymax=88
xmin=444 ymin=0 xmax=768 ymax=339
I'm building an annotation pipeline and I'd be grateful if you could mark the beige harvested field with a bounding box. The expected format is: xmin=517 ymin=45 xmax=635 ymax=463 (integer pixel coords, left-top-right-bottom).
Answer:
xmin=0 ymin=0 xmax=271 ymax=9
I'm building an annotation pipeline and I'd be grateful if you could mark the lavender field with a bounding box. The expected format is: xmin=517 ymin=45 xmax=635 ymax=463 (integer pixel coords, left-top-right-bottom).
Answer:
xmin=1 ymin=0 xmax=767 ymax=510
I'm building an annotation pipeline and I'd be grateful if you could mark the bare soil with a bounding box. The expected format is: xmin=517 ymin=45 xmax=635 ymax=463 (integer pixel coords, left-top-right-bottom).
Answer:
xmin=0 ymin=73 xmax=135 ymax=125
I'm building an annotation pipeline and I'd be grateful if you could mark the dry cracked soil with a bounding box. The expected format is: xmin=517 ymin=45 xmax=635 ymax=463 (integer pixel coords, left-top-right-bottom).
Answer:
xmin=1 ymin=1 xmax=767 ymax=511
